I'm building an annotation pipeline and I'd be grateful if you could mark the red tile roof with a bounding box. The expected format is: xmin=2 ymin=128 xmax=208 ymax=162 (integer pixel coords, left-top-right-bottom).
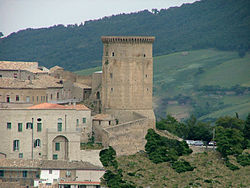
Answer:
xmin=27 ymin=103 xmax=89 ymax=110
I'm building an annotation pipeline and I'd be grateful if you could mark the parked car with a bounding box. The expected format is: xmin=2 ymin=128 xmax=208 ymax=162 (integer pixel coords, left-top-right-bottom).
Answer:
xmin=185 ymin=140 xmax=195 ymax=145
xmin=193 ymin=140 xmax=204 ymax=146
xmin=208 ymin=141 xmax=216 ymax=146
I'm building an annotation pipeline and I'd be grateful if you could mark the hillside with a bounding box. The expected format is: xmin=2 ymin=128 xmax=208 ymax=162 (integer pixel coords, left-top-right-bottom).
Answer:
xmin=76 ymin=49 xmax=250 ymax=121
xmin=116 ymin=151 xmax=250 ymax=187
xmin=0 ymin=0 xmax=249 ymax=71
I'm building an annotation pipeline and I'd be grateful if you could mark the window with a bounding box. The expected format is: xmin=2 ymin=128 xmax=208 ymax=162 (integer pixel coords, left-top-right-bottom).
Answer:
xmin=111 ymin=88 xmax=113 ymax=92
xmin=55 ymin=143 xmax=60 ymax=151
xmin=49 ymin=170 xmax=52 ymax=174
xmin=145 ymin=74 xmax=148 ymax=78
xmin=26 ymin=122 xmax=33 ymax=129
xmin=57 ymin=118 xmax=62 ymax=131
xmin=41 ymin=96 xmax=42 ymax=101
xmin=37 ymin=123 xmax=42 ymax=132
xmin=7 ymin=122 xmax=11 ymax=129
xmin=0 ymin=170 xmax=4 ymax=177
xmin=57 ymin=92 xmax=59 ymax=99
xmin=53 ymin=154 xmax=58 ymax=160
xmin=23 ymin=171 xmax=28 ymax=178
xmin=110 ymin=73 xmax=113 ymax=78
xmin=14 ymin=73 xmax=17 ymax=78
xmin=144 ymin=54 xmax=146 ymax=57
xmin=51 ymin=94 xmax=53 ymax=100
xmin=76 ymin=119 xmax=79 ymax=127
xmin=26 ymin=96 xmax=30 ymax=102
xmin=32 ymin=96 xmax=34 ymax=102
xmin=18 ymin=123 xmax=22 ymax=132
xmin=82 ymin=118 xmax=86 ymax=123
xmin=6 ymin=96 xmax=10 ymax=103
xmin=0 ymin=75 xmax=2 ymax=78
xmin=19 ymin=153 xmax=23 ymax=158
xmin=34 ymin=139 xmax=41 ymax=148
xmin=37 ymin=96 xmax=39 ymax=102
xmin=13 ymin=140 xmax=19 ymax=151
xmin=112 ymin=52 xmax=115 ymax=56
xmin=16 ymin=95 xmax=19 ymax=101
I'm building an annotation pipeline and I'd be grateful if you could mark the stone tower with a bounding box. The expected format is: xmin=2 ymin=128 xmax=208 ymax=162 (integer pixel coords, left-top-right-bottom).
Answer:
xmin=101 ymin=36 xmax=155 ymax=112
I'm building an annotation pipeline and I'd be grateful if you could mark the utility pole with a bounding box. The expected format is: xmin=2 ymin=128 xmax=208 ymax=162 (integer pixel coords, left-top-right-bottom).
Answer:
xmin=212 ymin=128 xmax=215 ymax=151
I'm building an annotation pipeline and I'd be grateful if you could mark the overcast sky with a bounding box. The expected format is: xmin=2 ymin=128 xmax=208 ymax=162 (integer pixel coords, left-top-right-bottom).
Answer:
xmin=0 ymin=0 xmax=198 ymax=36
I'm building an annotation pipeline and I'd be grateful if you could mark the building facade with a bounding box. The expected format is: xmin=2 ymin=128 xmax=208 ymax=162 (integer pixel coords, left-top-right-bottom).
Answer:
xmin=0 ymin=103 xmax=92 ymax=161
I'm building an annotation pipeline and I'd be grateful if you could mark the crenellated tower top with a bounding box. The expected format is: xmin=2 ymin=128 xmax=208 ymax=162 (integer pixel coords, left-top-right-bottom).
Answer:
xmin=101 ymin=36 xmax=155 ymax=44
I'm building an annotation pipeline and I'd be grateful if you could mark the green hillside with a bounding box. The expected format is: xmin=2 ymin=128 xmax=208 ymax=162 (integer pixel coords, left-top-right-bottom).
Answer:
xmin=153 ymin=49 xmax=250 ymax=121
xmin=0 ymin=0 xmax=249 ymax=71
xmin=76 ymin=49 xmax=250 ymax=121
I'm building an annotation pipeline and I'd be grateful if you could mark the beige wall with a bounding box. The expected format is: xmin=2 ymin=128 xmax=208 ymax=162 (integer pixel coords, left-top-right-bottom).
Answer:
xmin=0 ymin=88 xmax=47 ymax=105
xmin=101 ymin=37 xmax=154 ymax=111
xmin=76 ymin=170 xmax=105 ymax=182
xmin=0 ymin=70 xmax=35 ymax=80
xmin=0 ymin=108 xmax=91 ymax=160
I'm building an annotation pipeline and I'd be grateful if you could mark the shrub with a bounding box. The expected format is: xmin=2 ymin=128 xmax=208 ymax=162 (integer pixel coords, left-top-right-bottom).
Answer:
xmin=99 ymin=146 xmax=118 ymax=168
xmin=171 ymin=159 xmax=194 ymax=173
xmin=236 ymin=153 xmax=250 ymax=166
xmin=225 ymin=160 xmax=240 ymax=171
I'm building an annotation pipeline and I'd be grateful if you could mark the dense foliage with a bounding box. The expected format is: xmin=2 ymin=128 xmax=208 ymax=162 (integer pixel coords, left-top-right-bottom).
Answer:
xmin=156 ymin=115 xmax=213 ymax=142
xmin=0 ymin=0 xmax=249 ymax=71
xmin=145 ymin=129 xmax=193 ymax=173
xmin=99 ymin=147 xmax=135 ymax=188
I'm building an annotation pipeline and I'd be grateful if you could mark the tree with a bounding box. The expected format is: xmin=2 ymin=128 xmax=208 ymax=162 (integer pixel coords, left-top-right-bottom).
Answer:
xmin=243 ymin=113 xmax=250 ymax=148
xmin=215 ymin=116 xmax=245 ymax=131
xmin=0 ymin=32 xmax=3 ymax=38
xmin=215 ymin=126 xmax=244 ymax=157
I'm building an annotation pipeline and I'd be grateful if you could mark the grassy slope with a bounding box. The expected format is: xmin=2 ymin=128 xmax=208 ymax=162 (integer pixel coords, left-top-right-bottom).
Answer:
xmin=76 ymin=49 xmax=250 ymax=121
xmin=117 ymin=151 xmax=250 ymax=187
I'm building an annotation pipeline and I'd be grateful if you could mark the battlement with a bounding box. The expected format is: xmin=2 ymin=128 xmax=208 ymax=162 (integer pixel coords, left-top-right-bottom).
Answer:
xmin=101 ymin=36 xmax=155 ymax=44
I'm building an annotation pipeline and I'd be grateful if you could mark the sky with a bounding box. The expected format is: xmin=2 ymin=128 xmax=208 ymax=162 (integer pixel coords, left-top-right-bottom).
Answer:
xmin=0 ymin=0 xmax=198 ymax=37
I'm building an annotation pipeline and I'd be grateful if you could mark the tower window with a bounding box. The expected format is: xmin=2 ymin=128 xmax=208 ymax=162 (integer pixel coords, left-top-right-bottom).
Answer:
xmin=13 ymin=140 xmax=19 ymax=151
xmin=112 ymin=52 xmax=115 ymax=56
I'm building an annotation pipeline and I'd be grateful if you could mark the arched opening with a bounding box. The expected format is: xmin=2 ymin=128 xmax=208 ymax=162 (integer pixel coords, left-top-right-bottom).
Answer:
xmin=52 ymin=135 xmax=68 ymax=160
xmin=34 ymin=139 xmax=41 ymax=148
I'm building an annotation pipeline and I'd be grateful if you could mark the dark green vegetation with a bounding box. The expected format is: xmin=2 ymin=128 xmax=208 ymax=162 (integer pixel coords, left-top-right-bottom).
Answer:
xmin=0 ymin=0 xmax=249 ymax=71
xmin=145 ymin=129 xmax=193 ymax=173
xmin=99 ymin=147 xmax=135 ymax=188
xmin=157 ymin=115 xmax=212 ymax=141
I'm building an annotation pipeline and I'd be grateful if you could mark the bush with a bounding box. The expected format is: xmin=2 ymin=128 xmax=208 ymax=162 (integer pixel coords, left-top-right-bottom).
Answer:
xmin=236 ymin=153 xmax=250 ymax=166
xmin=171 ymin=160 xmax=194 ymax=173
xmin=145 ymin=129 xmax=192 ymax=164
xmin=99 ymin=146 xmax=118 ymax=168
xmin=225 ymin=160 xmax=240 ymax=171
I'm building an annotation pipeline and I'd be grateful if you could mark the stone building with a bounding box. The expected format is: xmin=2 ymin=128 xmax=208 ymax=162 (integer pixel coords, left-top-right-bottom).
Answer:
xmin=92 ymin=36 xmax=156 ymax=155
xmin=0 ymin=158 xmax=104 ymax=188
xmin=0 ymin=103 xmax=91 ymax=161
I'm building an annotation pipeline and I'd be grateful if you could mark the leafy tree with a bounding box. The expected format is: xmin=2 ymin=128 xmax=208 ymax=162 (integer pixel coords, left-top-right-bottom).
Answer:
xmin=215 ymin=116 xmax=245 ymax=131
xmin=243 ymin=113 xmax=250 ymax=148
xmin=215 ymin=126 xmax=244 ymax=157
xmin=99 ymin=146 xmax=118 ymax=168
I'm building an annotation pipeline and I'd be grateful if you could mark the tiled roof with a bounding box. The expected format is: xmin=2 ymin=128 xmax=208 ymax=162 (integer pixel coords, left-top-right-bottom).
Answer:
xmin=93 ymin=114 xmax=114 ymax=120
xmin=0 ymin=159 xmax=103 ymax=170
xmin=0 ymin=61 xmax=48 ymax=74
xmin=28 ymin=103 xmax=90 ymax=110
xmin=50 ymin=66 xmax=64 ymax=72
xmin=0 ymin=76 xmax=62 ymax=89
